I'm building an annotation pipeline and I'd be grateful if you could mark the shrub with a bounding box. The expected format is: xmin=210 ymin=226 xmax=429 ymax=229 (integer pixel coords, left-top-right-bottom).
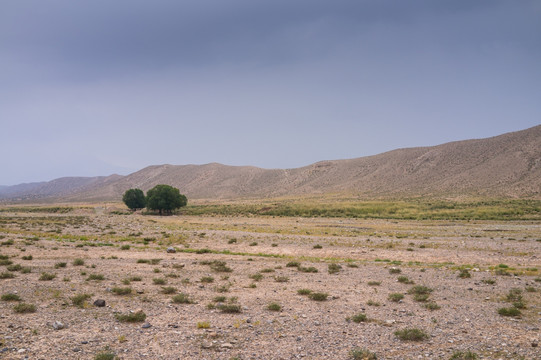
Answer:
xmin=267 ymin=302 xmax=281 ymax=311
xmin=388 ymin=293 xmax=404 ymax=302
xmin=71 ymin=293 xmax=92 ymax=308
xmin=54 ymin=262 xmax=67 ymax=269
xmin=209 ymin=261 xmax=232 ymax=273
xmin=249 ymin=273 xmax=263 ymax=281
xmin=482 ymin=279 xmax=496 ymax=285
xmin=172 ymin=293 xmax=194 ymax=304
xmin=120 ymin=245 xmax=130 ymax=250
xmin=197 ymin=321 xmax=211 ymax=329
xmin=213 ymin=296 xmax=227 ymax=302
xmin=73 ymin=258 xmax=85 ymax=266
xmin=0 ymin=272 xmax=15 ymax=279
xmin=1 ymin=293 xmax=21 ymax=301
xmin=153 ymin=278 xmax=167 ymax=285
xmin=274 ymin=276 xmax=289 ymax=283
xmin=7 ymin=264 xmax=22 ymax=272
xmin=328 ymin=263 xmax=342 ymax=274
xmin=408 ymin=285 xmax=433 ymax=295
xmin=115 ymin=311 xmax=146 ymax=322
xmin=286 ymin=261 xmax=301 ymax=268
xmin=227 ymin=238 xmax=237 ymax=244
xmin=498 ymin=307 xmax=521 ymax=317
xmin=389 ymin=267 xmax=401 ymax=274
xmin=39 ymin=272 xmax=56 ymax=281
xmin=413 ymin=293 xmax=430 ymax=302
xmin=450 ymin=351 xmax=478 ymax=360
xmin=394 ymin=328 xmax=429 ymax=341
xmin=129 ymin=276 xmax=142 ymax=281
xmin=298 ymin=266 xmax=318 ymax=273
xmin=506 ymin=288 xmax=523 ymax=302
xmin=309 ymin=292 xmax=328 ymax=301
xmin=367 ymin=281 xmax=381 ymax=286
xmin=249 ymin=242 xmax=258 ymax=246
xmin=161 ymin=286 xmax=177 ymax=294
xmin=0 ymin=259 xmax=13 ymax=266
xmin=367 ymin=300 xmax=380 ymax=306
xmin=21 ymin=255 xmax=33 ymax=260
xmin=201 ymin=276 xmax=215 ymax=283
xmin=297 ymin=289 xmax=312 ymax=295
xmin=86 ymin=274 xmax=105 ymax=281
xmin=313 ymin=244 xmax=322 ymax=249
xmin=397 ymin=276 xmax=413 ymax=284
xmin=350 ymin=313 xmax=368 ymax=323
xmin=111 ymin=287 xmax=132 ymax=295
xmin=424 ymin=302 xmax=441 ymax=310
xmin=94 ymin=351 xmax=117 ymax=360
xmin=350 ymin=348 xmax=377 ymax=360
xmin=13 ymin=303 xmax=36 ymax=313
xmin=218 ymin=304 xmax=242 ymax=313
xmin=458 ymin=269 xmax=471 ymax=278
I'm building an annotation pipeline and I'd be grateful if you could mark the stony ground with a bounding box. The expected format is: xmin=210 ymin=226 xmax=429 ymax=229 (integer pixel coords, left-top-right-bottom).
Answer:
xmin=0 ymin=208 xmax=540 ymax=359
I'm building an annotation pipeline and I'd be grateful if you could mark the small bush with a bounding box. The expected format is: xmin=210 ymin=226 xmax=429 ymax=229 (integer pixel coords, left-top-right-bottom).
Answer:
xmin=172 ymin=293 xmax=194 ymax=304
xmin=111 ymin=287 xmax=132 ymax=295
xmin=1 ymin=293 xmax=21 ymax=301
xmin=128 ymin=276 xmax=142 ymax=281
xmin=298 ymin=266 xmax=318 ymax=273
xmin=54 ymin=262 xmax=67 ymax=269
xmin=197 ymin=321 xmax=211 ymax=329
xmin=201 ymin=276 xmax=215 ymax=283
xmin=313 ymin=244 xmax=322 ymax=249
xmin=71 ymin=293 xmax=92 ymax=308
xmin=39 ymin=272 xmax=56 ymax=281
xmin=497 ymin=307 xmax=521 ymax=317
xmin=389 ymin=267 xmax=401 ymax=274
xmin=506 ymin=288 xmax=523 ymax=302
xmin=227 ymin=238 xmax=237 ymax=244
xmin=94 ymin=351 xmax=117 ymax=360
xmin=309 ymin=292 xmax=328 ymax=301
xmin=408 ymin=285 xmax=433 ymax=295
xmin=161 ymin=286 xmax=177 ymax=294
xmin=482 ymin=279 xmax=496 ymax=285
xmin=120 ymin=245 xmax=130 ymax=250
xmin=328 ymin=263 xmax=342 ymax=274
xmin=397 ymin=276 xmax=413 ymax=284
xmin=413 ymin=293 xmax=430 ymax=302
xmin=21 ymin=255 xmax=33 ymax=260
xmin=0 ymin=259 xmax=13 ymax=266
xmin=367 ymin=300 xmax=380 ymax=306
xmin=286 ymin=261 xmax=301 ymax=268
xmin=394 ymin=328 xmax=429 ymax=341
xmin=388 ymin=293 xmax=404 ymax=302
xmin=249 ymin=242 xmax=258 ymax=246
xmin=13 ymin=303 xmax=36 ymax=313
xmin=153 ymin=278 xmax=167 ymax=285
xmin=297 ymin=289 xmax=312 ymax=295
xmin=450 ymin=351 xmax=479 ymax=360
xmin=209 ymin=261 xmax=233 ymax=273
xmin=0 ymin=272 xmax=15 ymax=279
xmin=115 ymin=311 xmax=146 ymax=322
xmin=350 ymin=348 xmax=377 ymax=360
xmin=424 ymin=302 xmax=441 ymax=310
xmin=260 ymin=268 xmax=275 ymax=273
xmin=218 ymin=304 xmax=242 ymax=313
xmin=213 ymin=296 xmax=227 ymax=302
xmin=274 ymin=276 xmax=289 ymax=283
xmin=350 ymin=313 xmax=368 ymax=323
xmin=249 ymin=273 xmax=263 ymax=281
xmin=458 ymin=269 xmax=471 ymax=278
xmin=21 ymin=267 xmax=31 ymax=273
xmin=73 ymin=258 xmax=85 ymax=266
xmin=267 ymin=302 xmax=281 ymax=311
xmin=7 ymin=264 xmax=22 ymax=272
xmin=367 ymin=281 xmax=381 ymax=286
xmin=86 ymin=274 xmax=105 ymax=281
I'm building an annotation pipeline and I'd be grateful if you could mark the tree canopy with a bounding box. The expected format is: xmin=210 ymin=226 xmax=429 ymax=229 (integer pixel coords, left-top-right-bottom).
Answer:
xmin=122 ymin=188 xmax=146 ymax=210
xmin=145 ymin=184 xmax=187 ymax=215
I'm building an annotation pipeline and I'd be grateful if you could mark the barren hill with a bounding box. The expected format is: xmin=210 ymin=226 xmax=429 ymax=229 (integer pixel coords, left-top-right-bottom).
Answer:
xmin=2 ymin=125 xmax=540 ymax=202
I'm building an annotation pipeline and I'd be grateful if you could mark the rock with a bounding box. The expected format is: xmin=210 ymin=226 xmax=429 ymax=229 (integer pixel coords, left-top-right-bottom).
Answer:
xmin=136 ymin=290 xmax=145 ymax=294
xmin=532 ymin=340 xmax=538 ymax=348
xmin=93 ymin=299 xmax=106 ymax=307
xmin=142 ymin=323 xmax=152 ymax=329
xmin=52 ymin=321 xmax=65 ymax=330
xmin=72 ymin=348 xmax=81 ymax=352
xmin=166 ymin=247 xmax=176 ymax=253
xmin=221 ymin=343 xmax=233 ymax=349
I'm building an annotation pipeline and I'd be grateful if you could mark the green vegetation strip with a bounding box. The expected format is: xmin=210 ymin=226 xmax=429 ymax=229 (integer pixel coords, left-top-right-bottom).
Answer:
xmin=176 ymin=199 xmax=541 ymax=220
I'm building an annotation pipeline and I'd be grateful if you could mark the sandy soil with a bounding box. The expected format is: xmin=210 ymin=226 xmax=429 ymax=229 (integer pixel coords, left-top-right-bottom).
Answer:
xmin=0 ymin=210 xmax=540 ymax=359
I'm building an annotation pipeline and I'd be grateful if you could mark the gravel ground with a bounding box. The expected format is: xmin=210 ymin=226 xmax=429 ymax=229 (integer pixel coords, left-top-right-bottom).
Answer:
xmin=0 ymin=210 xmax=539 ymax=359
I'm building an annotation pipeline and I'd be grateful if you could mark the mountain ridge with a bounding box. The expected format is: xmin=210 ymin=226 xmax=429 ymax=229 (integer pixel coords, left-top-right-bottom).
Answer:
xmin=1 ymin=125 xmax=540 ymax=202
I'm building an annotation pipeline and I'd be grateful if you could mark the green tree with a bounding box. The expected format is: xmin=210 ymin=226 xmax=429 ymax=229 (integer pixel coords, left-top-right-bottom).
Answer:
xmin=122 ymin=188 xmax=146 ymax=211
xmin=146 ymin=184 xmax=187 ymax=215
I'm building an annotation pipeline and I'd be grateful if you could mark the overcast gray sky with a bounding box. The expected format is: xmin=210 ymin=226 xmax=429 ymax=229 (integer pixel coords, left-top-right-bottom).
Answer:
xmin=1 ymin=0 xmax=540 ymax=185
